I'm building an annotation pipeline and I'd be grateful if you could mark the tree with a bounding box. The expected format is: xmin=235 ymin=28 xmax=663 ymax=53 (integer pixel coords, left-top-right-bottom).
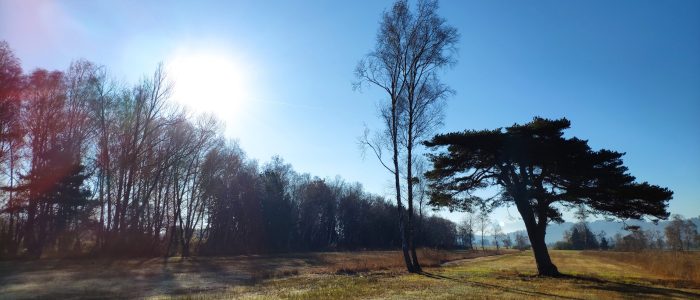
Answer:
xmin=570 ymin=227 xmax=584 ymax=250
xmin=355 ymin=0 xmax=458 ymax=272
xmin=598 ymin=231 xmax=609 ymax=250
xmin=599 ymin=236 xmax=609 ymax=250
xmin=574 ymin=205 xmax=598 ymax=249
xmin=457 ymin=213 xmax=475 ymax=249
xmin=681 ymin=219 xmax=698 ymax=250
xmin=502 ymin=234 xmax=513 ymax=249
xmin=614 ymin=229 xmax=649 ymax=251
xmin=514 ymin=232 xmax=530 ymax=251
xmin=562 ymin=224 xmax=599 ymax=250
xmin=355 ymin=0 xmax=412 ymax=271
xmin=0 ymin=40 xmax=23 ymax=165
xmin=422 ymin=215 xmax=457 ymax=248
xmin=665 ymin=215 xmax=683 ymax=250
xmin=298 ymin=179 xmax=337 ymax=250
xmin=665 ymin=215 xmax=698 ymax=251
xmin=646 ymin=229 xmax=664 ymax=250
xmin=21 ymin=69 xmax=69 ymax=258
xmin=491 ymin=222 xmax=503 ymax=250
xmin=397 ymin=0 xmax=458 ymax=272
xmin=476 ymin=210 xmax=490 ymax=251
xmin=260 ymin=156 xmax=295 ymax=252
xmin=0 ymin=41 xmax=24 ymax=257
xmin=424 ymin=117 xmax=673 ymax=276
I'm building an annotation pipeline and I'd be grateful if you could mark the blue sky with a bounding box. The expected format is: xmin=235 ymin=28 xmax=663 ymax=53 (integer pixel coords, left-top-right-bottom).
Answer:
xmin=2 ymin=0 xmax=698 ymax=231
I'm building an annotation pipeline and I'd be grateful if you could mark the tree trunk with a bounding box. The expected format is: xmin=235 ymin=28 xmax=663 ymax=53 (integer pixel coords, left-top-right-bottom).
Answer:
xmin=526 ymin=226 xmax=559 ymax=276
xmin=25 ymin=196 xmax=39 ymax=258
xmin=392 ymin=100 xmax=414 ymax=273
xmin=406 ymin=143 xmax=421 ymax=272
xmin=513 ymin=193 xmax=560 ymax=276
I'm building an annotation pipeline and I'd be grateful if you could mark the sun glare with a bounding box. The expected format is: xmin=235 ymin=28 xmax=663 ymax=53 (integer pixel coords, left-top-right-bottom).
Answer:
xmin=167 ymin=49 xmax=251 ymax=121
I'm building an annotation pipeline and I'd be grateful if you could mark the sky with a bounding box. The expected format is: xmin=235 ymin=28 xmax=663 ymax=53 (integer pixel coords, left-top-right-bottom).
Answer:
xmin=2 ymin=0 xmax=698 ymax=232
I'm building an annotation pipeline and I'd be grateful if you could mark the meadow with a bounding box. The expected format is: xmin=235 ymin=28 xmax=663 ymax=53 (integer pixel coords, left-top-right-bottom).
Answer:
xmin=1 ymin=250 xmax=698 ymax=299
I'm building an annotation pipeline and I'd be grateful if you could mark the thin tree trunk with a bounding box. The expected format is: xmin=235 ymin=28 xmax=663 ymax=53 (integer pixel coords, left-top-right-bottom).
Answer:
xmin=392 ymin=100 xmax=414 ymax=273
xmin=406 ymin=137 xmax=421 ymax=272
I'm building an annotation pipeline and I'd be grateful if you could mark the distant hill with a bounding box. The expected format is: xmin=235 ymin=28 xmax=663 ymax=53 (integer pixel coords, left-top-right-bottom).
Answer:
xmin=474 ymin=216 xmax=700 ymax=245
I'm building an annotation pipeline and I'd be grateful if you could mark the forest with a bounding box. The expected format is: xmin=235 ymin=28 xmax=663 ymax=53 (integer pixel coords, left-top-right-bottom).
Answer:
xmin=0 ymin=40 xmax=458 ymax=259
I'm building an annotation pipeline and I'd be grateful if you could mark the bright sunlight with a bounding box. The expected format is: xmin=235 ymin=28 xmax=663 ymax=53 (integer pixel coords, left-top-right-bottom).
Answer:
xmin=166 ymin=48 xmax=251 ymax=121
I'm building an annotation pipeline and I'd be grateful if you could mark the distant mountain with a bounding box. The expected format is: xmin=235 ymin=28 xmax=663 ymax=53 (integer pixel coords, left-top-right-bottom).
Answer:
xmin=466 ymin=217 xmax=699 ymax=247
xmin=520 ymin=217 xmax=700 ymax=245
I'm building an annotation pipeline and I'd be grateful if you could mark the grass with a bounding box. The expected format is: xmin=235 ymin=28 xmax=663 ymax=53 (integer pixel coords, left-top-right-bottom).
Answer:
xmin=1 ymin=250 xmax=698 ymax=299
xmin=582 ymin=250 xmax=700 ymax=286
xmin=170 ymin=251 xmax=700 ymax=299
xmin=0 ymin=249 xmax=500 ymax=299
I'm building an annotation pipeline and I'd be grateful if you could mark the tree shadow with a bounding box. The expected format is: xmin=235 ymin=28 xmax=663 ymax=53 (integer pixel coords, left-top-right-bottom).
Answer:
xmin=421 ymin=271 xmax=700 ymax=299
xmin=559 ymin=274 xmax=700 ymax=299
xmin=419 ymin=271 xmax=584 ymax=299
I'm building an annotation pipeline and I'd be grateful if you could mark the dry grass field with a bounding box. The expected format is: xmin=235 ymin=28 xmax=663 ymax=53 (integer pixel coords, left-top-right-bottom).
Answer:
xmin=582 ymin=250 xmax=700 ymax=286
xmin=1 ymin=250 xmax=698 ymax=299
xmin=0 ymin=249 xmax=502 ymax=299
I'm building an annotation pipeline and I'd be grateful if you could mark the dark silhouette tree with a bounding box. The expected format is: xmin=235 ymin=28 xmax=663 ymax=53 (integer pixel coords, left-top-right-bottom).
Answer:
xmin=0 ymin=40 xmax=23 ymax=165
xmin=424 ymin=117 xmax=673 ymax=276
xmin=0 ymin=41 xmax=24 ymax=257
xmin=260 ymin=157 xmax=295 ymax=252
xmin=298 ymin=179 xmax=337 ymax=250
xmin=0 ymin=39 xmax=464 ymax=259
xmin=570 ymin=227 xmax=584 ymax=250
xmin=600 ymin=236 xmax=609 ymax=250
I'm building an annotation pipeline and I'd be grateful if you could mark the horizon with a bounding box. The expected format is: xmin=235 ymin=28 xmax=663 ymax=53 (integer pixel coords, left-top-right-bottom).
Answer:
xmin=2 ymin=0 xmax=698 ymax=232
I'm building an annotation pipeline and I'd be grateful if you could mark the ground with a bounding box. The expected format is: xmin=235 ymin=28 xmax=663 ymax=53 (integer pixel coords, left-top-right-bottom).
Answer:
xmin=0 ymin=250 xmax=698 ymax=299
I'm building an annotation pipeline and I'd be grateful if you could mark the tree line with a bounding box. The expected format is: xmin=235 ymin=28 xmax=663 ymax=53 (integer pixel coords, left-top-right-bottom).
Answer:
xmin=604 ymin=215 xmax=697 ymax=252
xmin=0 ymin=40 xmax=458 ymax=259
xmin=551 ymin=213 xmax=699 ymax=252
xmin=456 ymin=210 xmax=531 ymax=252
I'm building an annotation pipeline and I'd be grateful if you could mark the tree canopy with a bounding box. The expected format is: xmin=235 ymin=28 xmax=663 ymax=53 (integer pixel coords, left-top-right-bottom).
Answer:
xmin=424 ymin=117 xmax=673 ymax=275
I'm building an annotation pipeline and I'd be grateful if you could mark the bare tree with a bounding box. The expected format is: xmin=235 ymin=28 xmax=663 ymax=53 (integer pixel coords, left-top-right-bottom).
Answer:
xmin=458 ymin=213 xmax=475 ymax=250
xmin=476 ymin=210 xmax=490 ymax=251
xmin=355 ymin=0 xmax=415 ymax=272
xmin=502 ymin=234 xmax=513 ymax=249
xmin=0 ymin=41 xmax=23 ymax=257
xmin=399 ymin=0 xmax=458 ymax=271
xmin=355 ymin=0 xmax=458 ymax=273
xmin=492 ymin=222 xmax=503 ymax=251
xmin=514 ymin=231 xmax=529 ymax=251
xmin=1 ymin=38 xmax=471 ymax=259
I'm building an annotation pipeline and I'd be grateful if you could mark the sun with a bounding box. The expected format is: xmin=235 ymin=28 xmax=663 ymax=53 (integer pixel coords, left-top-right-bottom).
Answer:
xmin=166 ymin=49 xmax=251 ymax=121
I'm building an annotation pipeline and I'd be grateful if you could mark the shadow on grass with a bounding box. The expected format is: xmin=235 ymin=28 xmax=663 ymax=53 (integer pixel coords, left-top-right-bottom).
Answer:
xmin=421 ymin=271 xmax=700 ymax=299
xmin=560 ymin=274 xmax=700 ymax=299
xmin=419 ymin=271 xmax=584 ymax=299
